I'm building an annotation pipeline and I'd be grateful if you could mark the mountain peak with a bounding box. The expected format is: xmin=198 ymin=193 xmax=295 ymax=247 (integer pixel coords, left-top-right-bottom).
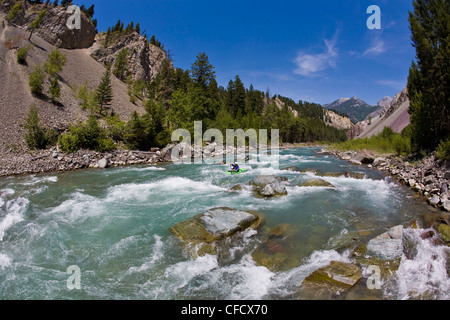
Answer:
xmin=324 ymin=96 xmax=378 ymax=123
xmin=377 ymin=96 xmax=393 ymax=107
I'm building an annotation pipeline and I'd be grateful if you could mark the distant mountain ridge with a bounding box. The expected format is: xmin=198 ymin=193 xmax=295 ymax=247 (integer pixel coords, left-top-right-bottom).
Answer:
xmin=324 ymin=96 xmax=380 ymax=123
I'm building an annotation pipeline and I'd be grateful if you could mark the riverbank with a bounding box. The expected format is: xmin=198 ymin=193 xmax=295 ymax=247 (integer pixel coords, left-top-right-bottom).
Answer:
xmin=0 ymin=142 xmax=323 ymax=177
xmin=325 ymin=147 xmax=450 ymax=213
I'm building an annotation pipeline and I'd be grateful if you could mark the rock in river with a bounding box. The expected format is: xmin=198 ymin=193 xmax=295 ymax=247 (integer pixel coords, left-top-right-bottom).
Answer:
xmin=170 ymin=207 xmax=264 ymax=257
xmin=366 ymin=225 xmax=403 ymax=260
xmin=300 ymin=261 xmax=362 ymax=299
xmin=249 ymin=175 xmax=288 ymax=197
xmin=299 ymin=179 xmax=335 ymax=188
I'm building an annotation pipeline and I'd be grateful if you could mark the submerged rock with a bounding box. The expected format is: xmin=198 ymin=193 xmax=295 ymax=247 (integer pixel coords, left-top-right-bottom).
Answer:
xmin=299 ymin=179 xmax=335 ymax=188
xmin=437 ymin=224 xmax=450 ymax=243
xmin=229 ymin=184 xmax=243 ymax=192
xmin=282 ymin=166 xmax=301 ymax=172
xmin=170 ymin=207 xmax=264 ymax=257
xmin=300 ymin=261 xmax=362 ymax=299
xmin=252 ymin=224 xmax=300 ymax=271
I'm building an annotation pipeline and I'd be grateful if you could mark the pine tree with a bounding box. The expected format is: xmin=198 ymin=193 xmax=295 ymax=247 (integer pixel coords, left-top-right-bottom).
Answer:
xmin=95 ymin=67 xmax=113 ymax=116
xmin=233 ymin=75 xmax=246 ymax=116
xmin=190 ymin=52 xmax=215 ymax=88
xmin=407 ymin=0 xmax=450 ymax=151
xmin=49 ymin=76 xmax=61 ymax=104
xmin=28 ymin=9 xmax=47 ymax=41
xmin=112 ymin=48 xmax=129 ymax=81
xmin=135 ymin=22 xmax=141 ymax=34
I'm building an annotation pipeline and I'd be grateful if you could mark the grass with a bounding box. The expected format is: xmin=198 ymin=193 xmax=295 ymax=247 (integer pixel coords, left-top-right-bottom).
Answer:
xmin=330 ymin=127 xmax=412 ymax=156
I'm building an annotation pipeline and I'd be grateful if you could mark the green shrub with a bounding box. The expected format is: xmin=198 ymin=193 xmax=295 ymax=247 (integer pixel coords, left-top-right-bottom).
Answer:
xmin=392 ymin=134 xmax=411 ymax=155
xmin=381 ymin=126 xmax=395 ymax=140
xmin=7 ymin=3 xmax=22 ymax=22
xmin=24 ymin=105 xmax=48 ymax=150
xmin=436 ymin=139 xmax=450 ymax=161
xmin=58 ymin=115 xmax=117 ymax=153
xmin=16 ymin=47 xmax=29 ymax=65
xmin=44 ymin=48 xmax=67 ymax=77
xmin=58 ymin=132 xmax=80 ymax=153
xmin=29 ymin=65 xmax=46 ymax=96
xmin=98 ymin=138 xmax=117 ymax=152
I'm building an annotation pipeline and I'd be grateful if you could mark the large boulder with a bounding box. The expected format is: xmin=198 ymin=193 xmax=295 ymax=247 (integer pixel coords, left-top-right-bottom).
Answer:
xmin=160 ymin=143 xmax=177 ymax=162
xmin=97 ymin=158 xmax=109 ymax=169
xmin=351 ymin=150 xmax=375 ymax=165
xmin=366 ymin=225 xmax=403 ymax=260
xmin=249 ymin=175 xmax=288 ymax=197
xmin=170 ymin=207 xmax=264 ymax=257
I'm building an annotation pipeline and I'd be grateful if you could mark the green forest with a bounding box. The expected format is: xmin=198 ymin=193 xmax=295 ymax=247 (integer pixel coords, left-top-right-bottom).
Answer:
xmin=56 ymin=49 xmax=348 ymax=153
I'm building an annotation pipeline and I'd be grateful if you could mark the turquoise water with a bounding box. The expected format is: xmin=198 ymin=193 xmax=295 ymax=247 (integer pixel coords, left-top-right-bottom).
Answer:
xmin=0 ymin=148 xmax=447 ymax=300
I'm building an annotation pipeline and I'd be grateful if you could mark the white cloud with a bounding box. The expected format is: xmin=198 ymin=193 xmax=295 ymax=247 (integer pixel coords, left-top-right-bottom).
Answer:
xmin=363 ymin=37 xmax=386 ymax=56
xmin=294 ymin=36 xmax=338 ymax=76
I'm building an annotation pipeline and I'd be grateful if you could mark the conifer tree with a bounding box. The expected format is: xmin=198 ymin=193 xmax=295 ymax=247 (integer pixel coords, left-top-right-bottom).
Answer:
xmin=113 ymin=48 xmax=129 ymax=81
xmin=407 ymin=0 xmax=450 ymax=151
xmin=95 ymin=66 xmax=113 ymax=116
xmin=28 ymin=9 xmax=47 ymax=41
xmin=49 ymin=76 xmax=61 ymax=104
xmin=190 ymin=52 xmax=215 ymax=88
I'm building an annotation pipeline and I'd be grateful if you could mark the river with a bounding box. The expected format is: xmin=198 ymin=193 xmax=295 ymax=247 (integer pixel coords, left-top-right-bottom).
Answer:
xmin=0 ymin=147 xmax=448 ymax=300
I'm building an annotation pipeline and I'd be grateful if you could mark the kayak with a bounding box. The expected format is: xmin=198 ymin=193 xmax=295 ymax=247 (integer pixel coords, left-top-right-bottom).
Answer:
xmin=227 ymin=168 xmax=248 ymax=175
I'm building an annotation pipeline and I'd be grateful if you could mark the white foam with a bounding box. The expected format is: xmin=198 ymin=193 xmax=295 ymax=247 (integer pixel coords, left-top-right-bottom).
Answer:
xmin=163 ymin=254 xmax=219 ymax=290
xmin=269 ymin=249 xmax=351 ymax=297
xmin=47 ymin=192 xmax=105 ymax=223
xmin=0 ymin=197 xmax=28 ymax=241
xmin=391 ymin=228 xmax=450 ymax=300
xmin=0 ymin=252 xmax=12 ymax=269
xmin=126 ymin=235 xmax=164 ymax=275
xmin=20 ymin=176 xmax=58 ymax=186
xmin=106 ymin=177 xmax=226 ymax=202
xmin=224 ymin=254 xmax=275 ymax=300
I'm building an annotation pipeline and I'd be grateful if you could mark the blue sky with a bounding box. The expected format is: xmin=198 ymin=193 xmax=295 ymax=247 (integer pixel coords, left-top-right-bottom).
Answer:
xmin=76 ymin=0 xmax=415 ymax=106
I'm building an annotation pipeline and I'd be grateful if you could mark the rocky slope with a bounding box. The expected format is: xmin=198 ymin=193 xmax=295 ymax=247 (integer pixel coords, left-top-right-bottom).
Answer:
xmin=0 ymin=6 xmax=168 ymax=158
xmin=1 ymin=1 xmax=96 ymax=49
xmin=88 ymin=31 xmax=168 ymax=83
xmin=356 ymin=87 xmax=410 ymax=139
xmin=324 ymin=109 xmax=353 ymax=130
xmin=377 ymin=96 xmax=393 ymax=108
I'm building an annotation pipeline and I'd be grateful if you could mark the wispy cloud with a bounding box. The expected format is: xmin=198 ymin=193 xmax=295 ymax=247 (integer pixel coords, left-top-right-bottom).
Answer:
xmin=293 ymin=34 xmax=338 ymax=77
xmin=376 ymin=79 xmax=406 ymax=90
xmin=363 ymin=37 xmax=386 ymax=56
